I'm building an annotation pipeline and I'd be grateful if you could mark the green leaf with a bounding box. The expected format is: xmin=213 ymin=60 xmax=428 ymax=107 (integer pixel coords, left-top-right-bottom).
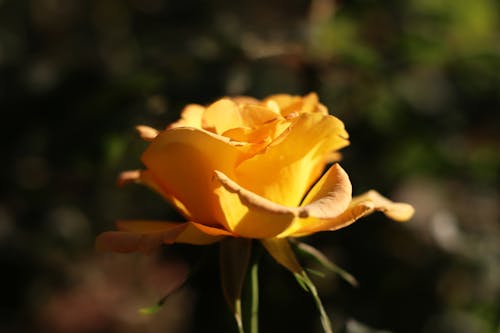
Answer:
xmin=220 ymin=238 xmax=252 ymax=333
xmin=139 ymin=304 xmax=163 ymax=315
xmin=262 ymin=238 xmax=333 ymax=333
xmin=292 ymin=240 xmax=359 ymax=287
xmin=294 ymin=271 xmax=333 ymax=333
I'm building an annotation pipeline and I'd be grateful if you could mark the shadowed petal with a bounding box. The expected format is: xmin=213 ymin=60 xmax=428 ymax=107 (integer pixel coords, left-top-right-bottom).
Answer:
xmin=261 ymin=238 xmax=302 ymax=273
xmin=96 ymin=221 xmax=231 ymax=254
xmin=117 ymin=169 xmax=191 ymax=219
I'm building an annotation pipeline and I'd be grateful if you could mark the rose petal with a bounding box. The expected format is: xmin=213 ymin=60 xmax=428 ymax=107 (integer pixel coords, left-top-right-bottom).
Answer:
xmin=169 ymin=104 xmax=205 ymax=129
xmin=96 ymin=221 xmax=231 ymax=253
xmin=238 ymin=103 xmax=280 ymax=127
xmin=264 ymin=93 xmax=325 ymax=117
xmin=141 ymin=127 xmax=241 ymax=226
xmin=117 ymin=169 xmax=192 ymax=219
xmin=349 ymin=190 xmax=415 ymax=222
xmin=285 ymin=191 xmax=414 ymax=238
xmin=300 ymin=164 xmax=352 ymax=218
xmin=276 ymin=164 xmax=352 ymax=237
xmin=235 ymin=112 xmax=349 ymax=207
xmin=136 ymin=125 xmax=159 ymax=141
xmin=202 ymin=99 xmax=243 ymax=134
xmin=213 ymin=170 xmax=296 ymax=238
xmin=286 ymin=202 xmax=374 ymax=237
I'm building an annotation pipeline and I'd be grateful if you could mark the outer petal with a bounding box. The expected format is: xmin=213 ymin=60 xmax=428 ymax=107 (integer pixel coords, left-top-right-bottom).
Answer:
xmin=96 ymin=221 xmax=231 ymax=254
xmin=141 ymin=127 xmax=241 ymax=226
xmin=235 ymin=112 xmax=349 ymax=207
xmin=285 ymin=190 xmax=414 ymax=238
xmin=213 ymin=166 xmax=352 ymax=239
xmin=117 ymin=169 xmax=191 ymax=219
xmin=213 ymin=171 xmax=296 ymax=238
xmin=349 ymin=190 xmax=415 ymax=222
xmin=276 ymin=164 xmax=352 ymax=237
xmin=136 ymin=125 xmax=159 ymax=141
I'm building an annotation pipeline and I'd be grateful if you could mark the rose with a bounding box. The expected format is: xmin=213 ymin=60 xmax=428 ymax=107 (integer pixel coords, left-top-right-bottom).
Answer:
xmin=96 ymin=93 xmax=414 ymax=256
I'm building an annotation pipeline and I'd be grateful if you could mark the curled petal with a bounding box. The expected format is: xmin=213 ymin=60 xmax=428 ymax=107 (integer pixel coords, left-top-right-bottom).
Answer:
xmin=349 ymin=190 xmax=415 ymax=222
xmin=213 ymin=170 xmax=296 ymax=238
xmin=117 ymin=170 xmax=142 ymax=187
xmin=299 ymin=164 xmax=352 ymax=219
xmin=276 ymin=164 xmax=352 ymax=237
xmin=96 ymin=221 xmax=231 ymax=254
xmin=136 ymin=125 xmax=159 ymax=141
xmin=287 ymin=203 xmax=374 ymax=237
xmin=214 ymin=166 xmax=351 ymax=239
xmin=286 ymin=191 xmax=414 ymax=238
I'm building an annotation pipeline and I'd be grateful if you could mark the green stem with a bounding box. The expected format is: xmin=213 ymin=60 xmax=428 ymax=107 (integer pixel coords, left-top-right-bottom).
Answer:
xmin=242 ymin=243 xmax=261 ymax=333
xmin=248 ymin=259 xmax=259 ymax=333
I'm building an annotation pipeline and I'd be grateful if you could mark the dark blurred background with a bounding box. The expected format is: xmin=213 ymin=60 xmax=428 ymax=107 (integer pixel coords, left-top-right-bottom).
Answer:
xmin=1 ymin=0 xmax=499 ymax=332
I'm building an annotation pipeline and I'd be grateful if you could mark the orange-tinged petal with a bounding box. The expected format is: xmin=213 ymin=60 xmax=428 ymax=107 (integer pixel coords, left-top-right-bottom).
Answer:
xmin=213 ymin=170 xmax=296 ymax=238
xmin=169 ymin=104 xmax=205 ymax=129
xmin=349 ymin=190 xmax=415 ymax=222
xmin=141 ymin=127 xmax=241 ymax=226
xmin=264 ymin=93 xmax=324 ymax=117
xmin=263 ymin=94 xmax=302 ymax=115
xmin=285 ymin=202 xmax=374 ymax=238
xmin=285 ymin=191 xmax=414 ymax=238
xmin=276 ymin=164 xmax=352 ymax=237
xmin=202 ymin=99 xmax=243 ymax=134
xmin=96 ymin=220 xmax=231 ymax=253
xmin=299 ymin=164 xmax=352 ymax=218
xmin=238 ymin=103 xmax=280 ymax=127
xmin=235 ymin=112 xmax=349 ymax=207
xmin=213 ymin=168 xmax=354 ymax=238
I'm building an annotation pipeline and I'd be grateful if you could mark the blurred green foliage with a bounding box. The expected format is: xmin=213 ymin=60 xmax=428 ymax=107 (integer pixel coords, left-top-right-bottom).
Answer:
xmin=0 ymin=0 xmax=498 ymax=332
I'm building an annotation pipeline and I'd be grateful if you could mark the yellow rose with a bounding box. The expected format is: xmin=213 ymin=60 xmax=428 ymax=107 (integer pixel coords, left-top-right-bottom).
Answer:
xmin=96 ymin=93 xmax=414 ymax=256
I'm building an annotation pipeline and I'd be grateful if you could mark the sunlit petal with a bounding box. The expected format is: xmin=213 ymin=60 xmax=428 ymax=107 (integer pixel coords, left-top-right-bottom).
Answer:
xmin=277 ymin=164 xmax=352 ymax=237
xmin=213 ymin=170 xmax=296 ymax=238
xmin=169 ymin=104 xmax=205 ymax=129
xmin=349 ymin=190 xmax=415 ymax=222
xmin=235 ymin=112 xmax=349 ymax=206
xmin=202 ymin=99 xmax=243 ymax=134
xmin=141 ymin=127 xmax=241 ymax=226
